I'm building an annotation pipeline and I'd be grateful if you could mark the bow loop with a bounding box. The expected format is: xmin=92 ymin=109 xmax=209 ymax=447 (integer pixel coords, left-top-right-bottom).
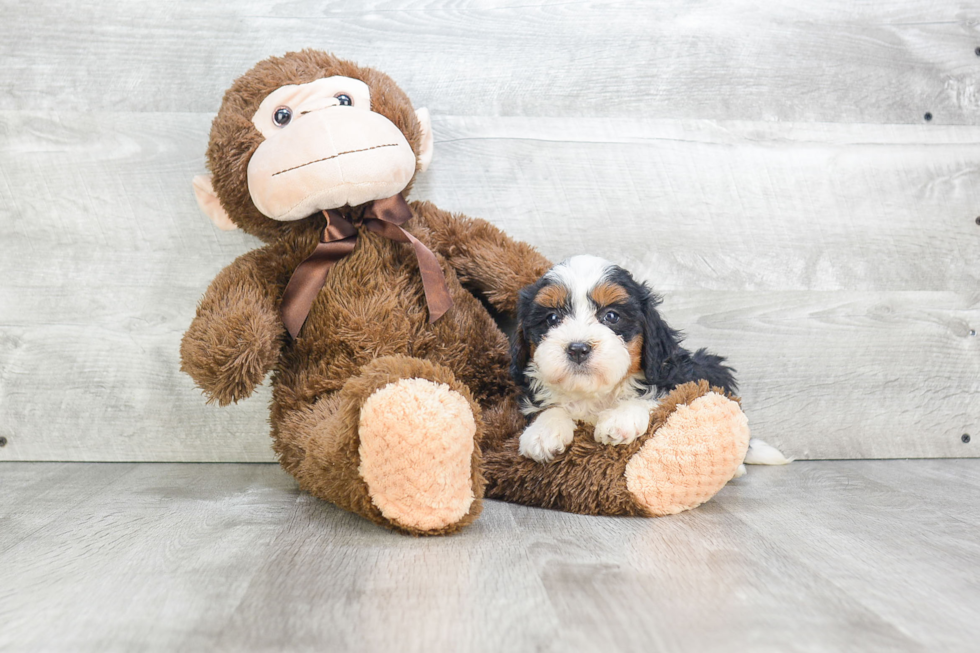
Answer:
xmin=280 ymin=195 xmax=453 ymax=339
xmin=324 ymin=210 xmax=358 ymax=240
xmin=362 ymin=193 xmax=414 ymax=226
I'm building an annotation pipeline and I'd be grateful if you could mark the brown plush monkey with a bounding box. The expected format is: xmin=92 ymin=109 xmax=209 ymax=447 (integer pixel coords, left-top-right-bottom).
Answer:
xmin=182 ymin=50 xmax=749 ymax=535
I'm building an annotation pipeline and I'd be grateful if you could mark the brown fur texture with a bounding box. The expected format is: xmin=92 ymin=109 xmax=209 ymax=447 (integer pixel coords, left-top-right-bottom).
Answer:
xmin=482 ymin=381 xmax=740 ymax=516
xmin=180 ymin=246 xmax=287 ymax=406
xmin=205 ymin=50 xmax=426 ymax=243
xmin=181 ymin=51 xmax=551 ymax=534
xmin=181 ymin=51 xmax=750 ymax=535
xmin=279 ymin=355 xmax=486 ymax=536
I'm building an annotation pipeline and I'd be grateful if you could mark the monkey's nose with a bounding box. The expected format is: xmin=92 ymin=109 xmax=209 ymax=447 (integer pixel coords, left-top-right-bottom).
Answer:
xmin=566 ymin=342 xmax=592 ymax=364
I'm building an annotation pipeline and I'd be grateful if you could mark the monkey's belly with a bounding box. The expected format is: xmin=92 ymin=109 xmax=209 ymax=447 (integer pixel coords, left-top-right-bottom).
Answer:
xmin=285 ymin=240 xmax=511 ymax=402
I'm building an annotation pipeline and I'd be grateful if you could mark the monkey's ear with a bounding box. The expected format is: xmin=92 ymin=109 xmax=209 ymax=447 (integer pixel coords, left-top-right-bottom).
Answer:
xmin=415 ymin=108 xmax=434 ymax=172
xmin=192 ymin=174 xmax=238 ymax=231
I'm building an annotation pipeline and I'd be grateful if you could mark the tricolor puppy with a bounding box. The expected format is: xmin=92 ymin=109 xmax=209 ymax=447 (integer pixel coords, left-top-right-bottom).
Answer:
xmin=511 ymin=255 xmax=737 ymax=463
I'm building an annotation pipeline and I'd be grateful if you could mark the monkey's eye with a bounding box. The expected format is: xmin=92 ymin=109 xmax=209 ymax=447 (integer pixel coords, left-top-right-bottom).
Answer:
xmin=545 ymin=313 xmax=561 ymax=327
xmin=272 ymin=106 xmax=292 ymax=127
xmin=601 ymin=310 xmax=620 ymax=325
xmin=335 ymin=94 xmax=352 ymax=106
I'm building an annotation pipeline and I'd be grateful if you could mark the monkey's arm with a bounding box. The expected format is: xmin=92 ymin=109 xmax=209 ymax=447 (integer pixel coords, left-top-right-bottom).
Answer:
xmin=180 ymin=247 xmax=286 ymax=406
xmin=413 ymin=201 xmax=552 ymax=316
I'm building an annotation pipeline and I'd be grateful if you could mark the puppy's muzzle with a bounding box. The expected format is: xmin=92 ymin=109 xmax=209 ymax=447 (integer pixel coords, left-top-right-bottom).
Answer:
xmin=566 ymin=341 xmax=592 ymax=365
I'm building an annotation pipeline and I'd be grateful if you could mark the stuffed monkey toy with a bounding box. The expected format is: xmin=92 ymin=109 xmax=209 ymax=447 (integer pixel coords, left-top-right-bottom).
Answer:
xmin=182 ymin=50 xmax=749 ymax=535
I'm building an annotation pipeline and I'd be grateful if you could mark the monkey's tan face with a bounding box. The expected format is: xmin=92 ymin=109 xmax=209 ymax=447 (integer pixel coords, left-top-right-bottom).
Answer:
xmin=245 ymin=76 xmax=425 ymax=221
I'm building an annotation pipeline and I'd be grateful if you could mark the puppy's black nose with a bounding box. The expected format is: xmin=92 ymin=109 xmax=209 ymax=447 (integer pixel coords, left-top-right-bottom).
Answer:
xmin=566 ymin=342 xmax=592 ymax=364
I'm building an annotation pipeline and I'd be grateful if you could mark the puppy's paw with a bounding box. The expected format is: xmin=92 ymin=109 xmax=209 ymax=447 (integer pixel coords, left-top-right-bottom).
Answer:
xmin=519 ymin=408 xmax=576 ymax=463
xmin=595 ymin=400 xmax=652 ymax=446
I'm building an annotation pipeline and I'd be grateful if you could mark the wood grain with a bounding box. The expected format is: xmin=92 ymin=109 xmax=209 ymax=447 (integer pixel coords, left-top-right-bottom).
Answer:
xmin=419 ymin=117 xmax=980 ymax=293
xmin=720 ymin=460 xmax=980 ymax=652
xmin=664 ymin=290 xmax=980 ymax=459
xmin=0 ymin=464 xmax=300 ymax=652
xmin=1 ymin=1 xmax=978 ymax=124
xmin=0 ymin=463 xmax=137 ymax=555
xmin=2 ymin=111 xmax=978 ymax=461
xmin=2 ymin=460 xmax=978 ymax=652
xmin=1 ymin=1 xmax=979 ymax=462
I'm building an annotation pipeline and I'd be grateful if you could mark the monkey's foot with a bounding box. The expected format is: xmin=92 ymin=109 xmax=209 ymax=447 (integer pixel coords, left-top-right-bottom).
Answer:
xmin=624 ymin=392 xmax=749 ymax=516
xmin=358 ymin=378 xmax=478 ymax=533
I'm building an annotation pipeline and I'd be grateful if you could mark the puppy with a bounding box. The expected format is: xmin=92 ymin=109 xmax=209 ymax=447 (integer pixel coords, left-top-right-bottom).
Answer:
xmin=511 ymin=255 xmax=737 ymax=462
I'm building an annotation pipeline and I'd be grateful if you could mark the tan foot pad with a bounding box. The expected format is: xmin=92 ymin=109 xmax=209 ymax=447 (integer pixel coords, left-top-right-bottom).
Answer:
xmin=625 ymin=392 xmax=750 ymax=516
xmin=358 ymin=378 xmax=476 ymax=532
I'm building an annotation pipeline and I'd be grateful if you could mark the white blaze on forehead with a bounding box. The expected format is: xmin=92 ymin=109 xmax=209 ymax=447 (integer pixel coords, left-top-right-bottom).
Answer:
xmin=529 ymin=254 xmax=633 ymax=403
xmin=523 ymin=255 xmax=651 ymax=427
xmin=545 ymin=255 xmax=614 ymax=321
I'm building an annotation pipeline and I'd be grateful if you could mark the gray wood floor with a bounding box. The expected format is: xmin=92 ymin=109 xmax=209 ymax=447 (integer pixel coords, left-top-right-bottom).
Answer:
xmin=1 ymin=460 xmax=977 ymax=653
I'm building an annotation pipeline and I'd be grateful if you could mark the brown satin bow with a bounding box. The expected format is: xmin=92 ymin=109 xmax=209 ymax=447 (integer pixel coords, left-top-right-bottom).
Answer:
xmin=280 ymin=194 xmax=453 ymax=339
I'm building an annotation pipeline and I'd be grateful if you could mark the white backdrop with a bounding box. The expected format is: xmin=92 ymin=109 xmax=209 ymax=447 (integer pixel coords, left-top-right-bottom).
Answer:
xmin=1 ymin=0 xmax=978 ymax=461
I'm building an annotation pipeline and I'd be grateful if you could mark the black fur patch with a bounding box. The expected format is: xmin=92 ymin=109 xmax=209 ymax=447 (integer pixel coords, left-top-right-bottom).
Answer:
xmin=589 ymin=267 xmax=645 ymax=346
xmin=510 ymin=276 xmax=570 ymax=399
xmin=604 ymin=266 xmax=738 ymax=395
xmin=510 ymin=264 xmax=738 ymax=403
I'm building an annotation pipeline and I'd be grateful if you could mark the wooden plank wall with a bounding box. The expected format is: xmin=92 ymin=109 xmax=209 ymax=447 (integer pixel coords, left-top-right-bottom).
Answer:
xmin=0 ymin=0 xmax=978 ymax=461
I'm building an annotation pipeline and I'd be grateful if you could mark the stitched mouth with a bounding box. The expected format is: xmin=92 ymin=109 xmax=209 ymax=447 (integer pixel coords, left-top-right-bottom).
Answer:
xmin=272 ymin=143 xmax=400 ymax=177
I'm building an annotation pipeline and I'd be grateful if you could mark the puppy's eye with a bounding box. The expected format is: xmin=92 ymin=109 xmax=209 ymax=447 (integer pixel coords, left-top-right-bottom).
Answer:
xmin=601 ymin=310 xmax=620 ymax=325
xmin=545 ymin=313 xmax=561 ymax=327
xmin=335 ymin=94 xmax=352 ymax=106
xmin=272 ymin=106 xmax=292 ymax=127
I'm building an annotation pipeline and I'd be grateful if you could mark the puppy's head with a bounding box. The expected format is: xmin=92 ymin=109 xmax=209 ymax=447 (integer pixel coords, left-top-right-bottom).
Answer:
xmin=511 ymin=255 xmax=678 ymax=398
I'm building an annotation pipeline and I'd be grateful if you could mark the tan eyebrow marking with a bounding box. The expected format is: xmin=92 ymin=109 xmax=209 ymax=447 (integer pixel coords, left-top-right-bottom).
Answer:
xmin=590 ymin=282 xmax=630 ymax=307
xmin=535 ymin=284 xmax=569 ymax=309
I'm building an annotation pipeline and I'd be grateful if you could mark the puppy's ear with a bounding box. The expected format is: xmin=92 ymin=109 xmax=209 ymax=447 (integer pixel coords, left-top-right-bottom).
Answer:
xmin=509 ymin=283 xmax=539 ymax=390
xmin=639 ymin=288 xmax=683 ymax=391
xmin=637 ymin=284 xmax=739 ymax=394
xmin=509 ymin=326 xmax=531 ymax=389
xmin=689 ymin=348 xmax=739 ymax=395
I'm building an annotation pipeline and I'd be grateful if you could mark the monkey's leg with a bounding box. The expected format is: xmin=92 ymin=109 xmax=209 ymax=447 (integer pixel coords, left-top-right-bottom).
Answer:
xmin=274 ymin=355 xmax=484 ymax=535
xmin=482 ymin=381 xmax=749 ymax=517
